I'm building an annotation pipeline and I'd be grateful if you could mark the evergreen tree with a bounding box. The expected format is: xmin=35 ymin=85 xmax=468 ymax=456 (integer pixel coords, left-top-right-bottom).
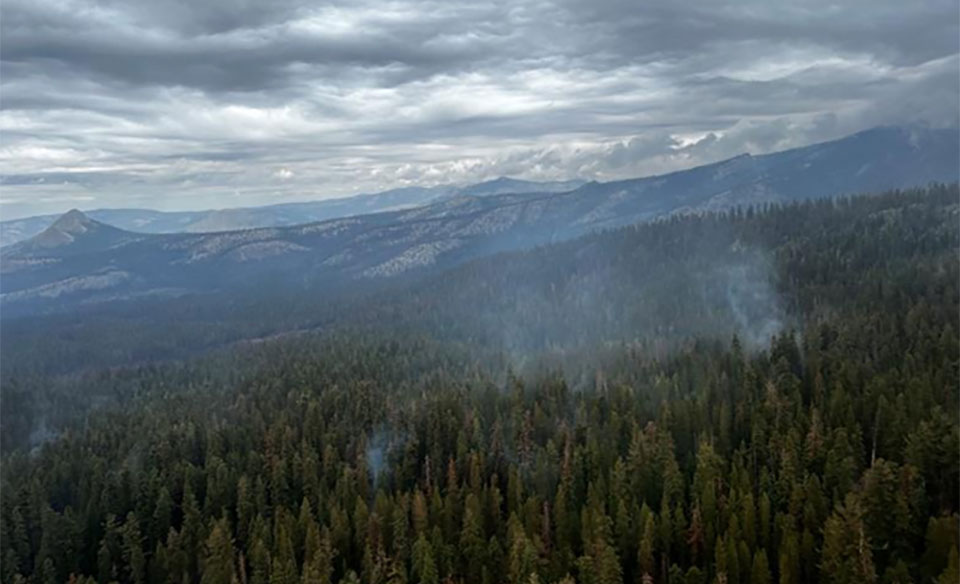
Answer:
xmin=821 ymin=495 xmax=876 ymax=584
xmin=201 ymin=518 xmax=237 ymax=584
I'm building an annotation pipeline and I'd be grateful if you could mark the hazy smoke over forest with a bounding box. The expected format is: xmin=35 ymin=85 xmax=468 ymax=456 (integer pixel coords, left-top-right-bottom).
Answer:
xmin=471 ymin=237 xmax=786 ymax=362
xmin=717 ymin=256 xmax=785 ymax=348
xmin=365 ymin=428 xmax=392 ymax=487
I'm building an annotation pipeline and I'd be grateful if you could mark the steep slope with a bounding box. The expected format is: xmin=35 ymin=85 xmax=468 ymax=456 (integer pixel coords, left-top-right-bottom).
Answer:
xmin=1 ymin=126 xmax=956 ymax=313
xmin=9 ymin=209 xmax=137 ymax=252
xmin=537 ymin=126 xmax=960 ymax=232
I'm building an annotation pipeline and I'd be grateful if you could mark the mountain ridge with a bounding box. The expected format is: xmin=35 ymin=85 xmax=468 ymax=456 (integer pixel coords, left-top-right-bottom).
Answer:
xmin=2 ymin=125 xmax=956 ymax=314
xmin=0 ymin=177 xmax=588 ymax=247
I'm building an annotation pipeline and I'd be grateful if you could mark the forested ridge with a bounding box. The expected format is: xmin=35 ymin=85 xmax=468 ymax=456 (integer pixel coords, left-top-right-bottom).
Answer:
xmin=1 ymin=185 xmax=958 ymax=584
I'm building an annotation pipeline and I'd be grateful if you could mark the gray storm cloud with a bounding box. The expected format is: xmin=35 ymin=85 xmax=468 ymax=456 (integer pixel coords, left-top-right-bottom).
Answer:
xmin=1 ymin=0 xmax=957 ymax=217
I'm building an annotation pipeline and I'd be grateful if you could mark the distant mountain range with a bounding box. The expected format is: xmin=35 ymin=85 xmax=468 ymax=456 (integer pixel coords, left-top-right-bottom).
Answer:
xmin=0 ymin=177 xmax=587 ymax=247
xmin=2 ymin=126 xmax=957 ymax=314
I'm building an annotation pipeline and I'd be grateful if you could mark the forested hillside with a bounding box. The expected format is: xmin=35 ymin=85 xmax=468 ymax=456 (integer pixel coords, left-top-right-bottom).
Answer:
xmin=1 ymin=185 xmax=957 ymax=584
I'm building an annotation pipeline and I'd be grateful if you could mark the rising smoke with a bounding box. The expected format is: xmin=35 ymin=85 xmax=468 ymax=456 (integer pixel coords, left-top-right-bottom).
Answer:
xmin=719 ymin=259 xmax=785 ymax=348
xmin=468 ymin=234 xmax=786 ymax=364
xmin=365 ymin=428 xmax=392 ymax=488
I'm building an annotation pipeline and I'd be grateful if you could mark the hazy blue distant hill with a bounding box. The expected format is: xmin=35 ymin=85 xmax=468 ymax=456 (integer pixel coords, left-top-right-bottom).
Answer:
xmin=0 ymin=178 xmax=587 ymax=247
xmin=2 ymin=126 xmax=956 ymax=314
xmin=455 ymin=177 xmax=587 ymax=197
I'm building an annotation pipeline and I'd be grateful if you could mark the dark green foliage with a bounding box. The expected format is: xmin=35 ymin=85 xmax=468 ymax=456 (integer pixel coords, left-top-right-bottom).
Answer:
xmin=0 ymin=185 xmax=957 ymax=583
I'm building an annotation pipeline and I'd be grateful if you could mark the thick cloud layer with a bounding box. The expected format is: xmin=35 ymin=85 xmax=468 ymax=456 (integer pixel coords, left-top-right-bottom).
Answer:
xmin=2 ymin=0 xmax=957 ymax=217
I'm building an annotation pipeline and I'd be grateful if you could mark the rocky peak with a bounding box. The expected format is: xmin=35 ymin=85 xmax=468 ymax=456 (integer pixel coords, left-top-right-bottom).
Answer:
xmin=49 ymin=209 xmax=94 ymax=235
xmin=30 ymin=209 xmax=114 ymax=249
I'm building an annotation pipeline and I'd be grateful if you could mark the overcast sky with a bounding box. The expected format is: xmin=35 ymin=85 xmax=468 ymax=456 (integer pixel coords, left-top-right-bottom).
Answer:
xmin=1 ymin=0 xmax=957 ymax=218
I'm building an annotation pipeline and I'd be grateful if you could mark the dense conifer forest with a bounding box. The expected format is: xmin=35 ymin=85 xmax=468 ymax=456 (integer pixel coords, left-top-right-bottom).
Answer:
xmin=1 ymin=185 xmax=958 ymax=584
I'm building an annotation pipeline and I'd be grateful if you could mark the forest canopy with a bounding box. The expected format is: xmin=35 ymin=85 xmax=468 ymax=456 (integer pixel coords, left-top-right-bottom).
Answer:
xmin=1 ymin=185 xmax=958 ymax=584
